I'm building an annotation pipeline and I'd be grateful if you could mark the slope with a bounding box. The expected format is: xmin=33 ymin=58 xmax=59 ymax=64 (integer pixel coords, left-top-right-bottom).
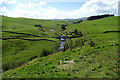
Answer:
xmin=2 ymin=16 xmax=119 ymax=78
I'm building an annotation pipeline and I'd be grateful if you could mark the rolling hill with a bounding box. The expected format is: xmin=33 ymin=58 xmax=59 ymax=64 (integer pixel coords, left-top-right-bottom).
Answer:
xmin=1 ymin=16 xmax=119 ymax=78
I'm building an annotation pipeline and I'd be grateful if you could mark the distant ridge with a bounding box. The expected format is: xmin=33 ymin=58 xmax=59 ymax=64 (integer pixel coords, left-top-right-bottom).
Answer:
xmin=51 ymin=17 xmax=87 ymax=21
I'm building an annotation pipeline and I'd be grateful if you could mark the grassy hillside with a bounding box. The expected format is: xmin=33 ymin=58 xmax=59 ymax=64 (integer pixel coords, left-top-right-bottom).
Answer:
xmin=2 ymin=16 xmax=119 ymax=78
xmin=2 ymin=16 xmax=71 ymax=37
xmin=1 ymin=16 xmax=72 ymax=71
xmin=66 ymin=16 xmax=118 ymax=33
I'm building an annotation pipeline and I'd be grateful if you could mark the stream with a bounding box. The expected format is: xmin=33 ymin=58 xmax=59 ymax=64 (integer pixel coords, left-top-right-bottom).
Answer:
xmin=58 ymin=34 xmax=65 ymax=51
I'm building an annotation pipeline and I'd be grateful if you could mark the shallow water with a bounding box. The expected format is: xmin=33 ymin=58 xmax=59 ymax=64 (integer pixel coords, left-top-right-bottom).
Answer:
xmin=58 ymin=34 xmax=65 ymax=51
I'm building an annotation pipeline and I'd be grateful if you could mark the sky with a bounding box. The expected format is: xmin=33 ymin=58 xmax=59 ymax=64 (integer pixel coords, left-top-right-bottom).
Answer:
xmin=0 ymin=0 xmax=119 ymax=19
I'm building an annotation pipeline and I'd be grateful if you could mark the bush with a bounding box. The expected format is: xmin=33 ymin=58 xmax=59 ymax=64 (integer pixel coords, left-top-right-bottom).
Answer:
xmin=34 ymin=24 xmax=43 ymax=28
xmin=61 ymin=24 xmax=67 ymax=30
xmin=89 ymin=41 xmax=95 ymax=47
xmin=74 ymin=29 xmax=78 ymax=35
xmin=41 ymin=49 xmax=52 ymax=56
xmin=74 ymin=29 xmax=83 ymax=37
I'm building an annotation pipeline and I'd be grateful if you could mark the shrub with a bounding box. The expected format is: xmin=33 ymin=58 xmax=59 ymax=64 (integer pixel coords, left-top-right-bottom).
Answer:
xmin=74 ymin=29 xmax=78 ymax=35
xmin=74 ymin=29 xmax=83 ymax=37
xmin=61 ymin=24 xmax=67 ymax=30
xmin=89 ymin=41 xmax=95 ymax=47
xmin=34 ymin=24 xmax=43 ymax=28
xmin=41 ymin=49 xmax=52 ymax=56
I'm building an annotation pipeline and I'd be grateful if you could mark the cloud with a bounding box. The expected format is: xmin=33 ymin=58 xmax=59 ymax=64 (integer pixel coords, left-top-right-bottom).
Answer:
xmin=0 ymin=0 xmax=119 ymax=19
xmin=39 ymin=0 xmax=89 ymax=2
xmin=39 ymin=1 xmax=47 ymax=6
xmin=0 ymin=7 xmax=8 ymax=12
xmin=2 ymin=1 xmax=47 ymax=18
xmin=78 ymin=0 xmax=119 ymax=16
xmin=0 ymin=0 xmax=16 ymax=4
xmin=16 ymin=1 xmax=47 ymax=9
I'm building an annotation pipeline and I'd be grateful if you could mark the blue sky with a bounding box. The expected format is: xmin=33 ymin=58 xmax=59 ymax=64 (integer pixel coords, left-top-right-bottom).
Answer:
xmin=0 ymin=0 xmax=119 ymax=19
xmin=47 ymin=2 xmax=85 ymax=11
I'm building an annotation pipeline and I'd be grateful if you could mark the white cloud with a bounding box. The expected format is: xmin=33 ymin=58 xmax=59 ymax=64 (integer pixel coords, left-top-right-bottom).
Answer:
xmin=16 ymin=1 xmax=47 ymax=9
xmin=2 ymin=1 xmax=47 ymax=18
xmin=0 ymin=0 xmax=119 ymax=19
xmin=39 ymin=0 xmax=89 ymax=2
xmin=0 ymin=7 xmax=8 ymax=12
xmin=0 ymin=0 xmax=16 ymax=4
xmin=78 ymin=0 xmax=119 ymax=17
xmin=39 ymin=1 xmax=47 ymax=6
xmin=16 ymin=2 xmax=38 ymax=9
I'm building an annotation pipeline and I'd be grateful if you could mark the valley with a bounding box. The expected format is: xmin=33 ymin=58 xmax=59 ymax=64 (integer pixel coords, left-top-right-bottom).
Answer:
xmin=1 ymin=15 xmax=119 ymax=78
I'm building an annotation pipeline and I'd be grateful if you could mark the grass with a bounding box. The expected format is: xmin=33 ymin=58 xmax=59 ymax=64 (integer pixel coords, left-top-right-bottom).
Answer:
xmin=2 ymin=16 xmax=71 ymax=37
xmin=66 ymin=16 xmax=118 ymax=33
xmin=2 ymin=39 xmax=58 ymax=71
xmin=1 ymin=16 xmax=119 ymax=78
xmin=2 ymin=36 xmax=119 ymax=78
xmin=2 ymin=16 xmax=71 ymax=71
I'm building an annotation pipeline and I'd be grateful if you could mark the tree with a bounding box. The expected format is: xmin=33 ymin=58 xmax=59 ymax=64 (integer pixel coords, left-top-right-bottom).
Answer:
xmin=74 ymin=29 xmax=78 ymax=35
xmin=87 ymin=14 xmax=114 ymax=20
xmin=61 ymin=24 xmax=66 ymax=30
xmin=74 ymin=29 xmax=83 ymax=37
